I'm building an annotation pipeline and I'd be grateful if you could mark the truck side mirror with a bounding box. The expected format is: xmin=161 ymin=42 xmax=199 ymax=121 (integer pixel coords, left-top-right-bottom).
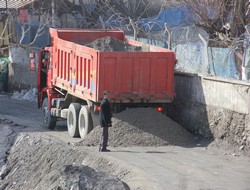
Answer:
xmin=29 ymin=53 xmax=36 ymax=71
xmin=29 ymin=53 xmax=35 ymax=59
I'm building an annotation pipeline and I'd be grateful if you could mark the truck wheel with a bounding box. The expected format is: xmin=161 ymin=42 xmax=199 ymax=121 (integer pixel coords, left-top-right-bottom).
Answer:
xmin=67 ymin=103 xmax=81 ymax=137
xmin=78 ymin=106 xmax=93 ymax=139
xmin=42 ymin=98 xmax=57 ymax=129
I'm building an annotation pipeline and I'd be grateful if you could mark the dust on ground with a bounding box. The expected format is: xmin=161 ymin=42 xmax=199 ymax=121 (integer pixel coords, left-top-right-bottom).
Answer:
xmin=0 ymin=120 xmax=24 ymax=171
xmin=166 ymin=100 xmax=250 ymax=157
xmin=78 ymin=108 xmax=194 ymax=147
xmin=0 ymin=108 xmax=195 ymax=190
xmin=1 ymin=91 xmax=250 ymax=189
xmin=1 ymin=105 xmax=250 ymax=189
xmin=0 ymin=121 xmax=129 ymax=190
xmin=85 ymin=36 xmax=142 ymax=52
xmin=206 ymin=107 xmax=250 ymax=156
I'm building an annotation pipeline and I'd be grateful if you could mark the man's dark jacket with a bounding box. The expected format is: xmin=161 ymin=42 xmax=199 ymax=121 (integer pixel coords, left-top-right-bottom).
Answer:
xmin=99 ymin=98 xmax=112 ymax=127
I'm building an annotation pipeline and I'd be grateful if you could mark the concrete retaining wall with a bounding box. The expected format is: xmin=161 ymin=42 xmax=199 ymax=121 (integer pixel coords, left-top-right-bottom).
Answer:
xmin=8 ymin=46 xmax=38 ymax=91
xmin=165 ymin=72 xmax=250 ymax=138
xmin=174 ymin=72 xmax=250 ymax=114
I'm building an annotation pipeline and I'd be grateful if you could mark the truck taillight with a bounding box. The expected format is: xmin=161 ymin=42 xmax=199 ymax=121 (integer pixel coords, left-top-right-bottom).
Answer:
xmin=95 ymin=106 xmax=101 ymax=111
xmin=30 ymin=59 xmax=35 ymax=71
xmin=156 ymin=107 xmax=163 ymax=112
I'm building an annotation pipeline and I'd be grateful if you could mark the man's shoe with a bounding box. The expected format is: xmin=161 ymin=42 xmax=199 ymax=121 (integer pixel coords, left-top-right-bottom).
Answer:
xmin=100 ymin=148 xmax=111 ymax=152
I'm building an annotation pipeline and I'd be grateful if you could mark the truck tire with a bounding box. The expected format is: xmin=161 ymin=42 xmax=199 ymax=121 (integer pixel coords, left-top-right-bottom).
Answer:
xmin=42 ymin=98 xmax=57 ymax=129
xmin=78 ymin=106 xmax=94 ymax=139
xmin=67 ymin=103 xmax=81 ymax=137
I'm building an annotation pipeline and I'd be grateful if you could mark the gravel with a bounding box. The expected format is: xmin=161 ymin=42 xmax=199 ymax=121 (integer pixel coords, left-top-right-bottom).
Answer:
xmin=77 ymin=108 xmax=194 ymax=147
xmin=85 ymin=36 xmax=142 ymax=52
xmin=0 ymin=132 xmax=128 ymax=190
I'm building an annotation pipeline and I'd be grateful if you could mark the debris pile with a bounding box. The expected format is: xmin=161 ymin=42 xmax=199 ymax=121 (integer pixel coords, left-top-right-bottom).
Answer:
xmin=85 ymin=36 xmax=142 ymax=52
xmin=0 ymin=133 xmax=127 ymax=190
xmin=78 ymin=108 xmax=194 ymax=147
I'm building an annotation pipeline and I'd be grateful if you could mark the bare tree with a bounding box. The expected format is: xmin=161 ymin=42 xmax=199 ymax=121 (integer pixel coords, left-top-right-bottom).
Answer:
xmin=0 ymin=13 xmax=10 ymax=47
xmin=177 ymin=0 xmax=250 ymax=46
xmin=107 ymin=0 xmax=164 ymax=39
xmin=60 ymin=0 xmax=111 ymax=28
xmin=173 ymin=0 xmax=250 ymax=79
xmin=59 ymin=0 xmax=166 ymax=41
xmin=0 ymin=0 xmax=54 ymax=52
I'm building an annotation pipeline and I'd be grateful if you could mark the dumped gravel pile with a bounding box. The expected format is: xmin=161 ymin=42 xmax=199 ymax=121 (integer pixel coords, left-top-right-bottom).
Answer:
xmin=78 ymin=108 xmax=194 ymax=147
xmin=0 ymin=119 xmax=24 ymax=170
xmin=85 ymin=36 xmax=142 ymax=52
xmin=0 ymin=132 xmax=128 ymax=190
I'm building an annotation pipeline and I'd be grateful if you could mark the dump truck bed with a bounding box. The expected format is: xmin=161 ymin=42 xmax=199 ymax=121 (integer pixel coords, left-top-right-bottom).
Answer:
xmin=50 ymin=28 xmax=176 ymax=103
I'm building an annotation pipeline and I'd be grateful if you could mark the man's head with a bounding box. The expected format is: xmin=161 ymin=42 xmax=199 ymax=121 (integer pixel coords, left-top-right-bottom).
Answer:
xmin=103 ymin=90 xmax=110 ymax=98
xmin=42 ymin=59 xmax=48 ymax=65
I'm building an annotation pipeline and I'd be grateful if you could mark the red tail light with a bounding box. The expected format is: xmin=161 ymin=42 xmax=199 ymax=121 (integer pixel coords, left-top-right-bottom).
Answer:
xmin=30 ymin=59 xmax=35 ymax=71
xmin=95 ymin=106 xmax=101 ymax=111
xmin=156 ymin=107 xmax=163 ymax=112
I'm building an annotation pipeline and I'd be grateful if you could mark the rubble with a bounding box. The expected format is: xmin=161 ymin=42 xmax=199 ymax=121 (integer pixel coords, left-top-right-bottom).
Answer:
xmin=85 ymin=36 xmax=142 ymax=52
xmin=78 ymin=108 xmax=194 ymax=147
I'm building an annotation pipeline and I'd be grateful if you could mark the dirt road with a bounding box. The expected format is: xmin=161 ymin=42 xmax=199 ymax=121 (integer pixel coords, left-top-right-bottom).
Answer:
xmin=0 ymin=94 xmax=250 ymax=190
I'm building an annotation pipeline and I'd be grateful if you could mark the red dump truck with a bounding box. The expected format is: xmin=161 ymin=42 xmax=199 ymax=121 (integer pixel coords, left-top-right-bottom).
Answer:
xmin=30 ymin=28 xmax=177 ymax=138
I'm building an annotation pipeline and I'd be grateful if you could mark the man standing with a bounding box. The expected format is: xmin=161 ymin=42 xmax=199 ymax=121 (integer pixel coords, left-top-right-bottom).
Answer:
xmin=99 ymin=91 xmax=112 ymax=152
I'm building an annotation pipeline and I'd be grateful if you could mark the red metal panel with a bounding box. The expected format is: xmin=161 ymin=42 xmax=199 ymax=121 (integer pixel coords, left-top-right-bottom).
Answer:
xmin=67 ymin=44 xmax=98 ymax=102
xmin=121 ymin=57 xmax=133 ymax=92
xmin=50 ymin=28 xmax=176 ymax=104
xmin=98 ymin=52 xmax=175 ymax=103
xmin=103 ymin=56 xmax=117 ymax=91
xmin=138 ymin=57 xmax=151 ymax=91
xmin=50 ymin=28 xmax=125 ymax=45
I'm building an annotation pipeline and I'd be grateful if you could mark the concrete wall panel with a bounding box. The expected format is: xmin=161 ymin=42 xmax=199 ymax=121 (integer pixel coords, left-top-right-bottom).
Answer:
xmin=8 ymin=47 xmax=38 ymax=91
xmin=174 ymin=72 xmax=250 ymax=114
xmin=202 ymin=77 xmax=250 ymax=114
xmin=166 ymin=72 xmax=250 ymax=142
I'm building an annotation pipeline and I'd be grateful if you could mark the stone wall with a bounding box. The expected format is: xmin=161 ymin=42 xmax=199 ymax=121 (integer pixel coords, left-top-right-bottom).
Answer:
xmin=174 ymin=72 xmax=250 ymax=114
xmin=8 ymin=47 xmax=39 ymax=91
xmin=165 ymin=72 xmax=250 ymax=139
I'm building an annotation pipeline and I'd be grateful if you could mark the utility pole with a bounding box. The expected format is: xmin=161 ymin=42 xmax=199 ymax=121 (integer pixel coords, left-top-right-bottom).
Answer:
xmin=52 ymin=0 xmax=56 ymax=27
xmin=5 ymin=0 xmax=7 ymax=12
xmin=4 ymin=0 xmax=9 ymax=46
